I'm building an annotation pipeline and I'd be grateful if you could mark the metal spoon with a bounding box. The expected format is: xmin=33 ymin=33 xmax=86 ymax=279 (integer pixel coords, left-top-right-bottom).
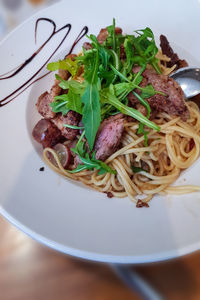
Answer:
xmin=170 ymin=67 xmax=200 ymax=98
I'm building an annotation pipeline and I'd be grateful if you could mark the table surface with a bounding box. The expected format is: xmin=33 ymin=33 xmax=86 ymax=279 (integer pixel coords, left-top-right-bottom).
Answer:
xmin=1 ymin=215 xmax=200 ymax=300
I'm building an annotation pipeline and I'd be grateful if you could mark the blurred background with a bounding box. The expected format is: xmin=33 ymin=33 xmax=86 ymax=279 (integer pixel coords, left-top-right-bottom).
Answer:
xmin=0 ymin=0 xmax=59 ymax=39
xmin=1 ymin=1 xmax=200 ymax=299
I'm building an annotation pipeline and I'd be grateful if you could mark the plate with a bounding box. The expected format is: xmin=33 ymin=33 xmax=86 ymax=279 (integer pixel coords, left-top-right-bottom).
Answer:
xmin=1 ymin=0 xmax=200 ymax=264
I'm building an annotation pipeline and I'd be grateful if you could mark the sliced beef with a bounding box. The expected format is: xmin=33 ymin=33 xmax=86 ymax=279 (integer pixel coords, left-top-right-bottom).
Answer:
xmin=128 ymin=68 xmax=189 ymax=120
xmin=64 ymin=53 xmax=77 ymax=61
xmin=32 ymin=119 xmax=63 ymax=148
xmin=36 ymin=91 xmax=56 ymax=119
xmin=83 ymin=42 xmax=92 ymax=50
xmin=143 ymin=69 xmax=189 ymax=119
xmin=73 ymin=154 xmax=82 ymax=167
xmin=120 ymin=44 xmax=126 ymax=60
xmin=53 ymin=111 xmax=81 ymax=140
xmin=160 ymin=35 xmax=188 ymax=69
xmin=94 ymin=114 xmax=124 ymax=161
xmin=36 ymin=69 xmax=70 ymax=119
xmin=127 ymin=69 xmax=148 ymax=108
xmin=66 ymin=139 xmax=82 ymax=167
xmin=51 ymin=55 xmax=75 ymax=98
xmin=50 ymin=69 xmax=70 ymax=99
xmin=97 ymin=27 xmax=122 ymax=44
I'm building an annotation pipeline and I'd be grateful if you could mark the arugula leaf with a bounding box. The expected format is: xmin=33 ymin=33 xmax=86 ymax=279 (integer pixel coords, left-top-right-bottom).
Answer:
xmin=52 ymin=91 xmax=83 ymax=115
xmin=81 ymin=84 xmax=101 ymax=150
xmin=122 ymin=38 xmax=134 ymax=75
xmin=87 ymin=34 xmax=111 ymax=69
xmin=96 ymin=159 xmax=117 ymax=174
xmin=71 ymin=130 xmax=86 ymax=157
xmin=132 ymin=91 xmax=151 ymax=118
xmin=100 ymin=103 xmax=119 ymax=120
xmin=87 ymin=34 xmax=117 ymax=86
xmin=109 ymin=49 xmax=121 ymax=71
xmin=114 ymin=82 xmax=134 ymax=100
xmin=80 ymin=49 xmax=101 ymax=150
xmin=132 ymin=166 xmax=147 ymax=173
xmin=55 ymin=75 xmax=86 ymax=94
xmin=78 ymin=153 xmax=116 ymax=174
xmin=98 ymin=66 xmax=116 ymax=86
xmin=131 ymin=56 xmax=147 ymax=67
xmin=110 ymin=65 xmax=130 ymax=82
xmin=99 ymin=48 xmax=111 ymax=69
xmin=63 ymin=124 xmax=84 ymax=130
xmin=128 ymin=27 xmax=161 ymax=74
xmin=68 ymin=164 xmax=88 ymax=173
xmin=131 ymin=91 xmax=151 ymax=147
xmin=107 ymin=18 xmax=116 ymax=51
xmin=47 ymin=57 xmax=78 ymax=76
xmin=50 ymin=97 xmax=70 ymax=115
xmin=110 ymin=66 xmax=163 ymax=99
xmin=70 ymin=132 xmax=116 ymax=174
xmin=104 ymin=18 xmax=124 ymax=52
xmin=140 ymin=84 xmax=158 ymax=98
xmin=137 ymin=123 xmax=149 ymax=147
xmin=101 ymin=87 xmax=160 ymax=132
xmin=132 ymin=65 xmax=146 ymax=85
xmin=50 ymin=75 xmax=84 ymax=115
xmin=69 ymin=159 xmax=116 ymax=174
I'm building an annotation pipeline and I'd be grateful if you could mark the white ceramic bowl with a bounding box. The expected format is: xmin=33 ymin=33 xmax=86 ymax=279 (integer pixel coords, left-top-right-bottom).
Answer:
xmin=1 ymin=0 xmax=200 ymax=264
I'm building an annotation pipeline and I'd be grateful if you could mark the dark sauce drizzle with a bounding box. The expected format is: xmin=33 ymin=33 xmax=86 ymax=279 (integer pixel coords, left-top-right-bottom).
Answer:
xmin=0 ymin=18 xmax=88 ymax=107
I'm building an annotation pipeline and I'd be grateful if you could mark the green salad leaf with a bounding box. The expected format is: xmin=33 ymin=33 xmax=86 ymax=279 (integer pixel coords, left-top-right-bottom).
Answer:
xmin=80 ymin=49 xmax=101 ymax=151
xmin=47 ymin=57 xmax=78 ymax=76
xmin=132 ymin=166 xmax=147 ymax=173
xmin=52 ymin=91 xmax=83 ymax=115
xmin=69 ymin=132 xmax=116 ymax=174
xmin=50 ymin=75 xmax=85 ymax=115
xmin=47 ymin=19 xmax=167 ymax=174
xmin=101 ymin=87 xmax=160 ymax=132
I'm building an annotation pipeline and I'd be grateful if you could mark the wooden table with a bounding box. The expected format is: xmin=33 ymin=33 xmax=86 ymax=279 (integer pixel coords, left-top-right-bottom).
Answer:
xmin=1 ymin=215 xmax=200 ymax=300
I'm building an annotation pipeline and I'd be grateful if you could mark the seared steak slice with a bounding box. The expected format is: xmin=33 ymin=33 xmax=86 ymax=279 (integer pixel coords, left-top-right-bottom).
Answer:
xmin=97 ymin=27 xmax=122 ymax=44
xmin=160 ymin=35 xmax=188 ymax=69
xmin=83 ymin=42 xmax=92 ymax=50
xmin=94 ymin=114 xmax=124 ymax=161
xmin=36 ymin=69 xmax=70 ymax=119
xmin=53 ymin=111 xmax=81 ymax=140
xmin=143 ymin=69 xmax=189 ymax=119
xmin=128 ymin=68 xmax=189 ymax=120
xmin=32 ymin=119 xmax=63 ymax=148
xmin=36 ymin=91 xmax=55 ymax=119
xmin=50 ymin=69 xmax=70 ymax=99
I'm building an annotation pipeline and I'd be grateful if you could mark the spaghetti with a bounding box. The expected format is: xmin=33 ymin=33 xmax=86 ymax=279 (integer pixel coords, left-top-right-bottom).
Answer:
xmin=33 ymin=22 xmax=200 ymax=205
xmin=43 ymin=99 xmax=200 ymax=204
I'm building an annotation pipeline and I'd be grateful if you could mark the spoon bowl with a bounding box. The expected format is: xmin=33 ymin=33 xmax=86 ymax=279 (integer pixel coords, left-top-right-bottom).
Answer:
xmin=170 ymin=67 xmax=200 ymax=98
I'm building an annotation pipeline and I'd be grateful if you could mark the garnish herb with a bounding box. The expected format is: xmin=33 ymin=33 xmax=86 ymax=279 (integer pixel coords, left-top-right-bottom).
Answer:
xmin=69 ymin=131 xmax=116 ymax=174
xmin=80 ymin=49 xmax=101 ymax=151
xmin=132 ymin=90 xmax=151 ymax=146
xmin=132 ymin=166 xmax=147 ymax=173
xmin=50 ymin=75 xmax=84 ymax=115
xmin=63 ymin=124 xmax=84 ymax=130
xmin=47 ymin=57 xmax=78 ymax=76
xmin=51 ymin=92 xmax=83 ymax=115
xmin=48 ymin=19 xmax=166 ymax=173
xmin=101 ymin=86 xmax=160 ymax=132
